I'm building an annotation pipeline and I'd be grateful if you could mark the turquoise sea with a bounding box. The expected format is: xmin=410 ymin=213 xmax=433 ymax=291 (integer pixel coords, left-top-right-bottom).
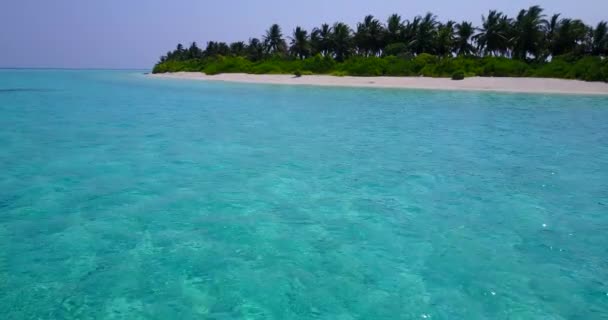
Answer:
xmin=0 ymin=70 xmax=607 ymax=319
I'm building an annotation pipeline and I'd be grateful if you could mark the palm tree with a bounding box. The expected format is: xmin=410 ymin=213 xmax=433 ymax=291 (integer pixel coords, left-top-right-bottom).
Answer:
xmin=188 ymin=42 xmax=203 ymax=59
xmin=368 ymin=17 xmax=386 ymax=55
xmin=551 ymin=18 xmax=590 ymax=56
xmin=204 ymin=41 xmax=217 ymax=56
xmin=354 ymin=15 xmax=385 ymax=56
xmin=311 ymin=23 xmax=333 ymax=56
xmin=546 ymin=14 xmax=561 ymax=46
xmin=475 ymin=10 xmax=512 ymax=56
xmin=217 ymin=42 xmax=230 ymax=56
xmin=454 ymin=21 xmax=476 ymax=56
xmin=385 ymin=14 xmax=404 ymax=45
xmin=354 ymin=18 xmax=368 ymax=55
xmin=205 ymin=41 xmax=231 ymax=56
xmin=592 ymin=21 xmax=608 ymax=56
xmin=174 ymin=43 xmax=185 ymax=60
xmin=264 ymin=24 xmax=287 ymax=55
xmin=435 ymin=21 xmax=456 ymax=56
xmin=412 ymin=13 xmax=438 ymax=54
xmin=229 ymin=41 xmax=246 ymax=57
xmin=247 ymin=38 xmax=265 ymax=61
xmin=331 ymin=22 xmax=353 ymax=62
xmin=512 ymin=5 xmax=546 ymax=60
xmin=290 ymin=26 xmax=310 ymax=59
xmin=540 ymin=13 xmax=561 ymax=59
xmin=402 ymin=17 xmax=420 ymax=51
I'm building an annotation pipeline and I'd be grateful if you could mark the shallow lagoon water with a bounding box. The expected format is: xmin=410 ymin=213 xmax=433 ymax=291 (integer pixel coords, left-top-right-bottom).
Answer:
xmin=0 ymin=70 xmax=607 ymax=319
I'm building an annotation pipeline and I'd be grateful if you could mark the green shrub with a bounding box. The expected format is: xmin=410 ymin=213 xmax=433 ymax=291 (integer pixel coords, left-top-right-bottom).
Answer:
xmin=413 ymin=53 xmax=439 ymax=73
xmin=250 ymin=62 xmax=286 ymax=74
xmin=419 ymin=65 xmax=436 ymax=77
xmin=302 ymin=55 xmax=335 ymax=73
xmin=338 ymin=57 xmax=386 ymax=76
xmin=294 ymin=70 xmax=302 ymax=77
xmin=383 ymin=56 xmax=415 ymax=76
xmin=152 ymin=59 xmax=206 ymax=73
xmin=531 ymin=59 xmax=572 ymax=78
xmin=568 ymin=56 xmax=603 ymax=81
xmin=451 ymin=71 xmax=465 ymax=80
xmin=200 ymin=56 xmax=253 ymax=75
xmin=480 ymin=57 xmax=530 ymax=77
xmin=151 ymin=55 xmax=608 ymax=82
xmin=433 ymin=56 xmax=480 ymax=76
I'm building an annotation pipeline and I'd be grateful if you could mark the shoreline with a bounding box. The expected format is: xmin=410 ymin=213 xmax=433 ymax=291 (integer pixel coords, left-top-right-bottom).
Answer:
xmin=148 ymin=72 xmax=608 ymax=95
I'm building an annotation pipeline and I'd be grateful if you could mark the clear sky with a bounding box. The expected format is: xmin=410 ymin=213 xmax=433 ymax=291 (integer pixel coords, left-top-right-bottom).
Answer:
xmin=1 ymin=0 xmax=606 ymax=69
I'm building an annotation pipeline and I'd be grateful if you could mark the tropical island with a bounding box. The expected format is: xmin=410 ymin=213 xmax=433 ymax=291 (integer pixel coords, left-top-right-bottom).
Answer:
xmin=152 ymin=6 xmax=608 ymax=87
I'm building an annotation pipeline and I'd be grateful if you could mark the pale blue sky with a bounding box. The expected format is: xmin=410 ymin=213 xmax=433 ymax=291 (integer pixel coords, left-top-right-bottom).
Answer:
xmin=1 ymin=0 xmax=606 ymax=69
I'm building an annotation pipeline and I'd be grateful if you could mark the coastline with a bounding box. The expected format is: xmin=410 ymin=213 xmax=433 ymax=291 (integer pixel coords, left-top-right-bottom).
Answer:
xmin=148 ymin=72 xmax=608 ymax=95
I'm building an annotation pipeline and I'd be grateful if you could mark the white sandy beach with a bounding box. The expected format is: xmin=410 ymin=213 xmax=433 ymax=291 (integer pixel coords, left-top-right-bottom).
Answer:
xmin=149 ymin=72 xmax=608 ymax=95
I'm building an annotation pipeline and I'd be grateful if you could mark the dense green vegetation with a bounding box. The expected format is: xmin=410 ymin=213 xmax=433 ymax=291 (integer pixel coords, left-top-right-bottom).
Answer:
xmin=153 ymin=6 xmax=608 ymax=81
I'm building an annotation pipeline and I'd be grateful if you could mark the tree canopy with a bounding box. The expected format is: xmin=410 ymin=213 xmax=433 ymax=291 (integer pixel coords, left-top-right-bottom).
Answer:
xmin=154 ymin=6 xmax=608 ymax=81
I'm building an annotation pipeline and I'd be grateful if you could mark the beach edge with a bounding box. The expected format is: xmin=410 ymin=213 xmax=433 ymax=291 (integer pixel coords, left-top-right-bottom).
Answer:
xmin=148 ymin=72 xmax=608 ymax=95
